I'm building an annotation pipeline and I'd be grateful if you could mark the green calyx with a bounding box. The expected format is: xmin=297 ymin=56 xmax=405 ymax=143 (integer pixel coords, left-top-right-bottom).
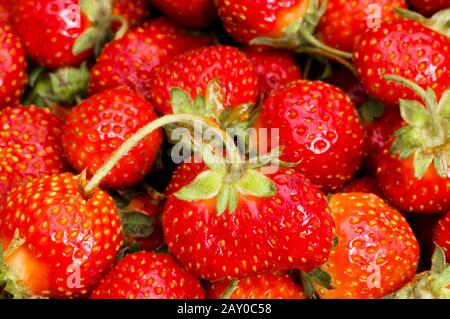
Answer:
xmin=221 ymin=280 xmax=239 ymax=299
xmin=0 ymin=230 xmax=30 ymax=299
xmin=300 ymin=268 xmax=333 ymax=299
xmin=73 ymin=0 xmax=129 ymax=56
xmin=22 ymin=63 xmax=90 ymax=107
xmin=384 ymin=75 xmax=450 ymax=179
xmin=395 ymin=7 xmax=450 ymax=37
xmin=359 ymin=98 xmax=385 ymax=123
xmin=250 ymin=0 xmax=353 ymax=62
xmin=384 ymin=246 xmax=450 ymax=299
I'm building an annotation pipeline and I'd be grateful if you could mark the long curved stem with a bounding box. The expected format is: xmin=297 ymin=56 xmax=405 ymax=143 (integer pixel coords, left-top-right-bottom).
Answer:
xmin=298 ymin=28 xmax=353 ymax=60
xmin=296 ymin=47 xmax=357 ymax=76
xmin=83 ymin=113 xmax=242 ymax=195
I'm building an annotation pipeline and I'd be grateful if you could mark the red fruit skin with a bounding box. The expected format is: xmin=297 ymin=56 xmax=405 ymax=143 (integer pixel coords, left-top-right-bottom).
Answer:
xmin=0 ymin=0 xmax=12 ymax=24
xmin=318 ymin=0 xmax=407 ymax=52
xmin=362 ymin=108 xmax=402 ymax=173
xmin=376 ymin=144 xmax=450 ymax=213
xmin=149 ymin=45 xmax=259 ymax=115
xmin=150 ymin=0 xmax=216 ymax=29
xmin=89 ymin=18 xmax=213 ymax=99
xmin=164 ymin=160 xmax=206 ymax=196
xmin=433 ymin=211 xmax=450 ymax=261
xmin=354 ymin=19 xmax=450 ymax=106
xmin=408 ymin=0 xmax=448 ymax=16
xmin=317 ymin=193 xmax=419 ymax=299
xmin=207 ymin=271 xmax=306 ymax=299
xmin=62 ymin=88 xmax=163 ymax=189
xmin=163 ymin=166 xmax=335 ymax=281
xmin=13 ymin=0 xmax=92 ymax=69
xmin=113 ymin=0 xmax=149 ymax=28
xmin=340 ymin=177 xmax=382 ymax=196
xmin=254 ymin=80 xmax=365 ymax=193
xmin=91 ymin=252 xmax=205 ymax=299
xmin=0 ymin=106 xmax=66 ymax=199
xmin=0 ymin=173 xmax=123 ymax=298
xmin=215 ymin=0 xmax=309 ymax=44
xmin=242 ymin=47 xmax=302 ymax=95
xmin=0 ymin=24 xmax=27 ymax=109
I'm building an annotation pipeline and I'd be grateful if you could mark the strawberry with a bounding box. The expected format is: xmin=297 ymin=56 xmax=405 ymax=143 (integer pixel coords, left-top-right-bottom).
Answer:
xmin=63 ymin=88 xmax=163 ymax=190
xmin=164 ymin=160 xmax=206 ymax=196
xmin=90 ymin=252 xmax=205 ymax=299
xmin=317 ymin=0 xmax=407 ymax=52
xmin=0 ymin=106 xmax=66 ymax=199
xmin=340 ymin=177 xmax=382 ymax=196
xmin=149 ymin=45 xmax=259 ymax=116
xmin=354 ymin=18 xmax=450 ymax=106
xmin=115 ymin=187 xmax=166 ymax=252
xmin=242 ymin=47 xmax=302 ymax=95
xmin=408 ymin=0 xmax=448 ymax=16
xmin=311 ymin=193 xmax=419 ymax=299
xmin=163 ymin=165 xmax=334 ymax=281
xmin=0 ymin=173 xmax=123 ymax=298
xmin=112 ymin=0 xmax=149 ymax=28
xmin=149 ymin=0 xmax=216 ymax=29
xmin=374 ymin=76 xmax=450 ymax=213
xmin=215 ymin=0 xmax=311 ymax=45
xmin=433 ymin=212 xmax=450 ymax=260
xmin=254 ymin=80 xmax=365 ymax=192
xmin=0 ymin=24 xmax=27 ymax=109
xmin=89 ymin=18 xmax=213 ymax=100
xmin=12 ymin=0 xmax=129 ymax=69
xmin=0 ymin=0 xmax=12 ymax=24
xmin=207 ymin=271 xmax=306 ymax=299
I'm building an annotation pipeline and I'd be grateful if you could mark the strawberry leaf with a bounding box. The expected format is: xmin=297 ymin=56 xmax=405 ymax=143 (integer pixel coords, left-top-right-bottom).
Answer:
xmin=236 ymin=169 xmax=277 ymax=197
xmin=309 ymin=268 xmax=333 ymax=289
xmin=227 ymin=185 xmax=239 ymax=214
xmin=175 ymin=170 xmax=224 ymax=201
xmin=200 ymin=144 xmax=226 ymax=173
xmin=171 ymin=88 xmax=195 ymax=114
xmin=120 ymin=211 xmax=155 ymax=239
xmin=438 ymin=89 xmax=450 ymax=119
xmin=399 ymin=99 xmax=429 ymax=126
xmin=413 ymin=150 xmax=434 ymax=179
xmin=205 ymin=79 xmax=225 ymax=117
xmin=80 ymin=0 xmax=112 ymax=22
xmin=431 ymin=245 xmax=446 ymax=274
xmin=216 ymin=185 xmax=230 ymax=216
xmin=433 ymin=153 xmax=448 ymax=179
xmin=72 ymin=28 xmax=102 ymax=55
xmin=222 ymin=280 xmax=239 ymax=299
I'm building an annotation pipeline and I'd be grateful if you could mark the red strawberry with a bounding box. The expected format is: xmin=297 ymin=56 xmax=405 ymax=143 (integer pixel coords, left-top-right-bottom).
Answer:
xmin=312 ymin=193 xmax=419 ymax=299
xmin=0 ymin=106 xmax=66 ymax=199
xmin=113 ymin=0 xmax=149 ymax=28
xmin=207 ymin=271 xmax=306 ymax=299
xmin=0 ymin=24 xmax=27 ymax=109
xmin=354 ymin=18 xmax=450 ymax=106
xmin=340 ymin=177 xmax=382 ymax=196
xmin=89 ymin=18 xmax=213 ymax=100
xmin=149 ymin=45 xmax=259 ymax=116
xmin=408 ymin=0 xmax=448 ymax=16
xmin=215 ymin=0 xmax=310 ymax=45
xmin=63 ymin=88 xmax=163 ymax=190
xmin=254 ymin=80 xmax=365 ymax=192
xmin=90 ymin=252 xmax=205 ymax=299
xmin=317 ymin=0 xmax=407 ymax=52
xmin=149 ymin=0 xmax=216 ymax=29
xmin=0 ymin=0 xmax=12 ymax=24
xmin=433 ymin=212 xmax=450 ymax=260
xmin=164 ymin=160 xmax=206 ymax=196
xmin=242 ymin=47 xmax=302 ymax=95
xmin=0 ymin=173 xmax=123 ymax=298
xmin=163 ymin=165 xmax=334 ymax=281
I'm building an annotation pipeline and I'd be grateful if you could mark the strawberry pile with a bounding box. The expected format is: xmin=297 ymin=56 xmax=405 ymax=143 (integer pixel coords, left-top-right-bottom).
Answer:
xmin=0 ymin=0 xmax=449 ymax=300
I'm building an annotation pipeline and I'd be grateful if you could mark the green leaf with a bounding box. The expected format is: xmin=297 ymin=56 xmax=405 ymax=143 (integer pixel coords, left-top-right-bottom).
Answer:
xmin=120 ymin=211 xmax=155 ymax=238
xmin=438 ymin=89 xmax=450 ymax=119
xmin=171 ymin=88 xmax=195 ymax=114
xmin=227 ymin=185 xmax=239 ymax=214
xmin=299 ymin=272 xmax=318 ymax=299
xmin=222 ymin=280 xmax=239 ymax=299
xmin=205 ymin=79 xmax=225 ymax=117
xmin=413 ymin=150 xmax=434 ymax=179
xmin=431 ymin=245 xmax=447 ymax=274
xmin=194 ymin=95 xmax=206 ymax=115
xmin=216 ymin=185 xmax=230 ymax=216
xmin=399 ymin=99 xmax=429 ymax=126
xmin=80 ymin=0 xmax=112 ymax=22
xmin=433 ymin=153 xmax=448 ymax=178
xmin=360 ymin=99 xmax=385 ymax=123
xmin=200 ymin=144 xmax=226 ymax=173
xmin=236 ymin=169 xmax=277 ymax=197
xmin=116 ymin=243 xmax=142 ymax=263
xmin=72 ymin=27 xmax=101 ymax=55
xmin=175 ymin=170 xmax=224 ymax=201
xmin=309 ymin=268 xmax=333 ymax=290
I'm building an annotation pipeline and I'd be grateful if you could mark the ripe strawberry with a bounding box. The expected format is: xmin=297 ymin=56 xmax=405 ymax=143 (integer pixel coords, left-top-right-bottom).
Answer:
xmin=340 ymin=177 xmax=382 ymax=196
xmin=63 ymin=88 xmax=163 ymax=190
xmin=163 ymin=165 xmax=334 ymax=281
xmin=354 ymin=18 xmax=450 ymax=106
xmin=215 ymin=0 xmax=310 ymax=45
xmin=312 ymin=193 xmax=419 ymax=299
xmin=254 ymin=80 xmax=365 ymax=192
xmin=89 ymin=18 xmax=213 ymax=100
xmin=317 ymin=0 xmax=407 ymax=52
xmin=207 ymin=271 xmax=306 ymax=299
xmin=408 ymin=0 xmax=448 ymax=16
xmin=0 ymin=24 xmax=27 ymax=109
xmin=164 ymin=161 xmax=206 ymax=196
xmin=0 ymin=0 xmax=12 ymax=24
xmin=242 ymin=47 xmax=302 ymax=95
xmin=0 ymin=106 xmax=66 ymax=199
xmin=0 ymin=173 xmax=123 ymax=298
xmin=149 ymin=0 xmax=216 ymax=29
xmin=149 ymin=45 xmax=259 ymax=116
xmin=113 ymin=0 xmax=149 ymax=28
xmin=90 ymin=252 xmax=205 ymax=299
xmin=433 ymin=212 xmax=450 ymax=260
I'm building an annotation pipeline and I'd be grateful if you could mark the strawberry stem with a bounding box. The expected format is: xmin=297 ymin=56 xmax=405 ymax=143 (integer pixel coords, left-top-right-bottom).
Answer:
xmin=297 ymin=28 xmax=353 ymax=60
xmin=82 ymin=114 xmax=243 ymax=195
